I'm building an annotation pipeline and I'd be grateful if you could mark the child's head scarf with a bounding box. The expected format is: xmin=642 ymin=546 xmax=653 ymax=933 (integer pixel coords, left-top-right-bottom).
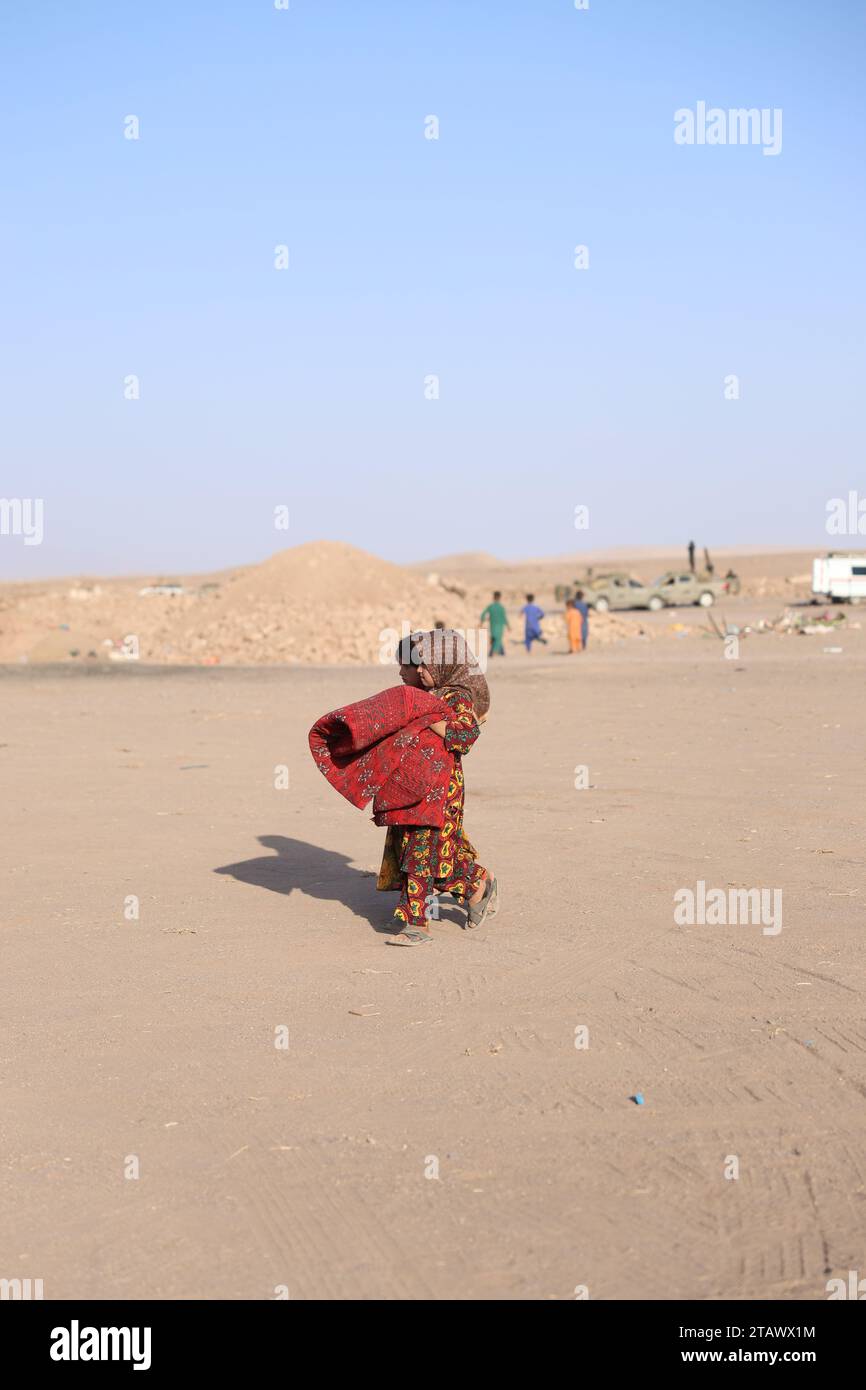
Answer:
xmin=399 ymin=629 xmax=490 ymax=717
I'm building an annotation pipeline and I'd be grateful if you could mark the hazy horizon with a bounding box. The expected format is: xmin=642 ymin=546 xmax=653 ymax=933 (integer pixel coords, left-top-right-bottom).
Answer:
xmin=0 ymin=534 xmax=840 ymax=588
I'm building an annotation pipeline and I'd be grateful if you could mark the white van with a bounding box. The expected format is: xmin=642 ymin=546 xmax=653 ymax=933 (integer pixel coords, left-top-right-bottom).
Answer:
xmin=812 ymin=552 xmax=866 ymax=604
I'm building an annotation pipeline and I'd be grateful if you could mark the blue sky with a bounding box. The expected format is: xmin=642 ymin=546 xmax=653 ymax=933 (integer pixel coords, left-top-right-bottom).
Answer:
xmin=2 ymin=0 xmax=864 ymax=577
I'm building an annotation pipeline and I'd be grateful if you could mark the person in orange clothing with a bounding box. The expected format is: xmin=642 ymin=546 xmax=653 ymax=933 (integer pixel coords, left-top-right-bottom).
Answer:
xmin=565 ymin=598 xmax=584 ymax=653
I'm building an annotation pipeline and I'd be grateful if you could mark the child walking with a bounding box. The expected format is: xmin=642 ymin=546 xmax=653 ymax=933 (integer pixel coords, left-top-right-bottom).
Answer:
xmin=521 ymin=594 xmax=547 ymax=652
xmin=378 ymin=629 xmax=498 ymax=946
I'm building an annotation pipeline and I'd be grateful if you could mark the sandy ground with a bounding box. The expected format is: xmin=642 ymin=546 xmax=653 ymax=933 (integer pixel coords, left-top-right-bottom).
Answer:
xmin=2 ymin=606 xmax=864 ymax=1300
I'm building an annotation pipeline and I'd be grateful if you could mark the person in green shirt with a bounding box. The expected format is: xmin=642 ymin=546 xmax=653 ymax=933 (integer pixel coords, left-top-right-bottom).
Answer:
xmin=480 ymin=590 xmax=509 ymax=657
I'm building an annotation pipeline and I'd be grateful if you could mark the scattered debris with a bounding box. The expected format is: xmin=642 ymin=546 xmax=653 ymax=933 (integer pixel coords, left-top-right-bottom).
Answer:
xmin=778 ymin=608 xmax=847 ymax=634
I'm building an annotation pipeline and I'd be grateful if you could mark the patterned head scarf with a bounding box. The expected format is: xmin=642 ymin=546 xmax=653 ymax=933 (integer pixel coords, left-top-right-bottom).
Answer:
xmin=399 ymin=629 xmax=490 ymax=717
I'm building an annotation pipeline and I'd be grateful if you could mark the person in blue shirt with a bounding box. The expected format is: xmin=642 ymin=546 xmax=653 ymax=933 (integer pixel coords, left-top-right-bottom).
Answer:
xmin=520 ymin=593 xmax=547 ymax=653
xmin=573 ymin=588 xmax=590 ymax=650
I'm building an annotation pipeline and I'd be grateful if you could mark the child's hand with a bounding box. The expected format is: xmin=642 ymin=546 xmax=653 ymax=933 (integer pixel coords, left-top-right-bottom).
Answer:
xmin=430 ymin=720 xmax=447 ymax=737
xmin=476 ymin=712 xmax=488 ymax=725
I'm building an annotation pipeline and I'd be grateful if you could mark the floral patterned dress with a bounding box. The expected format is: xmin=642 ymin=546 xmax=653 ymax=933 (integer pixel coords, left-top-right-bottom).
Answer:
xmin=377 ymin=690 xmax=485 ymax=927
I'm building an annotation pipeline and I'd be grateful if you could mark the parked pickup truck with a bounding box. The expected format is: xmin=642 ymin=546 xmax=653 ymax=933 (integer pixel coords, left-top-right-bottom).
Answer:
xmin=581 ymin=570 xmax=735 ymax=612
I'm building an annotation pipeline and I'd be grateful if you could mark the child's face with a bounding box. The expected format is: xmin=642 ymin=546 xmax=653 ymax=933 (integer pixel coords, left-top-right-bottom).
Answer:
xmin=399 ymin=662 xmax=434 ymax=690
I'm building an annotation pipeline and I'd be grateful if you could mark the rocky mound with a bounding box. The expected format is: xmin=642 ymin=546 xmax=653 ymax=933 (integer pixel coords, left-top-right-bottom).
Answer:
xmin=0 ymin=542 xmax=479 ymax=667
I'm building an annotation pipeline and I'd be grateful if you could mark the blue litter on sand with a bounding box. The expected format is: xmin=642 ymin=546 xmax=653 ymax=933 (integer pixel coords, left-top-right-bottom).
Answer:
xmin=632 ymin=1092 xmax=645 ymax=1106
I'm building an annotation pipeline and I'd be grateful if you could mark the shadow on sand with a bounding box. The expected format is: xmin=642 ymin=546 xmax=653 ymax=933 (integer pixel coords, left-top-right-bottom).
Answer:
xmin=215 ymin=834 xmax=387 ymax=930
xmin=214 ymin=834 xmax=466 ymax=934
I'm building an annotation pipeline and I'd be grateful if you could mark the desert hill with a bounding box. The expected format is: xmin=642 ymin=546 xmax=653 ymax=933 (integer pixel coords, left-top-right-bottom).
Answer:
xmin=0 ymin=541 xmax=477 ymax=667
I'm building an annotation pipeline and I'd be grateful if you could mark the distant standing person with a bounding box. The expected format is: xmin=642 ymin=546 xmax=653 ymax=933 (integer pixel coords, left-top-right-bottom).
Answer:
xmin=564 ymin=599 xmax=583 ymax=653
xmin=521 ymin=594 xmax=547 ymax=653
xmin=688 ymin=540 xmax=696 ymax=573
xmin=480 ymin=591 xmax=509 ymax=657
xmin=573 ymin=588 xmax=590 ymax=650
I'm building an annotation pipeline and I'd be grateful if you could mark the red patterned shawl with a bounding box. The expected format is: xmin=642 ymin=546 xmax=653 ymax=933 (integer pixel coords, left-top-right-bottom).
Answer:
xmin=308 ymin=685 xmax=455 ymax=827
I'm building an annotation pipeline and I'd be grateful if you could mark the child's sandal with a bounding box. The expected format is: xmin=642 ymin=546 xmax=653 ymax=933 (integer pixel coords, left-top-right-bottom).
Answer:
xmin=387 ymin=928 xmax=433 ymax=947
xmin=466 ymin=875 xmax=498 ymax=928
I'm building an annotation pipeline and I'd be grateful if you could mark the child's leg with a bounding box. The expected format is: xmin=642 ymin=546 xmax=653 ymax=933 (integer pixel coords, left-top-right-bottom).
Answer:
xmin=440 ymin=837 xmax=486 ymax=906
xmin=391 ymin=828 xmax=438 ymax=933
xmin=394 ymin=872 xmax=436 ymax=931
